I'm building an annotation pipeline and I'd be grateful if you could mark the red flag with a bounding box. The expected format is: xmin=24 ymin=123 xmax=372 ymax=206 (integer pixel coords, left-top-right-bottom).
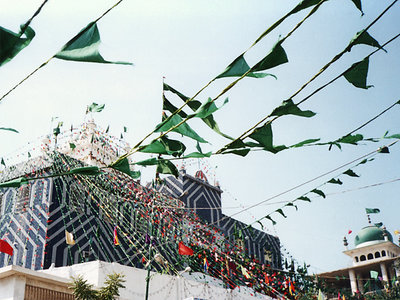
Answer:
xmin=0 ymin=240 xmax=13 ymax=256
xmin=348 ymin=230 xmax=352 ymax=234
xmin=178 ymin=241 xmax=193 ymax=255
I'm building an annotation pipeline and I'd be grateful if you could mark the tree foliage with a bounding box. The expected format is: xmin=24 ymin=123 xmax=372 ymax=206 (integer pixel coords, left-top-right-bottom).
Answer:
xmin=70 ymin=272 xmax=126 ymax=300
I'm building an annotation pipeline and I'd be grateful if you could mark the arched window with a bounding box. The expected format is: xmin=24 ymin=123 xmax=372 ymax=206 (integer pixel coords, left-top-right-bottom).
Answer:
xmin=367 ymin=253 xmax=373 ymax=260
xmin=382 ymin=250 xmax=386 ymax=257
xmin=375 ymin=252 xmax=381 ymax=258
xmin=360 ymin=255 xmax=366 ymax=261
xmin=354 ymin=256 xmax=359 ymax=262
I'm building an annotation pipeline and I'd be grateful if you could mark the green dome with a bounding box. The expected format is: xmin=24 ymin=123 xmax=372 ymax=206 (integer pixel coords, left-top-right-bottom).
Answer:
xmin=354 ymin=226 xmax=393 ymax=247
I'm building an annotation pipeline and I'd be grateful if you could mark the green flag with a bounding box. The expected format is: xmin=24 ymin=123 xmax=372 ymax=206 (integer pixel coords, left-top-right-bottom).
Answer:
xmin=350 ymin=0 xmax=363 ymax=15
xmin=0 ymin=25 xmax=35 ymax=66
xmin=252 ymin=42 xmax=288 ymax=72
xmin=0 ymin=127 xmax=19 ymax=133
xmin=110 ymin=157 xmax=140 ymax=179
xmin=55 ymin=22 xmax=133 ymax=65
xmin=0 ymin=177 xmax=28 ymax=188
xmin=366 ymin=208 xmax=380 ymax=214
xmin=271 ymin=99 xmax=316 ymax=118
xmin=216 ymin=54 xmax=275 ymax=79
xmin=155 ymin=113 xmax=208 ymax=144
xmin=343 ymin=58 xmax=372 ymax=89
xmin=350 ymin=30 xmax=385 ymax=52
xmin=87 ymin=102 xmax=105 ymax=113
xmin=163 ymin=83 xmax=233 ymax=139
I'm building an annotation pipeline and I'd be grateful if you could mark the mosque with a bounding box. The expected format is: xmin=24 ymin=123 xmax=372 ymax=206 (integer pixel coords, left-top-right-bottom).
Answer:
xmin=319 ymin=218 xmax=400 ymax=295
xmin=0 ymin=119 xmax=285 ymax=299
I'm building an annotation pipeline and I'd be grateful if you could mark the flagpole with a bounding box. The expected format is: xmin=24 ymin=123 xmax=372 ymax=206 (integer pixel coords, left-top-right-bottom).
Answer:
xmin=144 ymin=205 xmax=154 ymax=300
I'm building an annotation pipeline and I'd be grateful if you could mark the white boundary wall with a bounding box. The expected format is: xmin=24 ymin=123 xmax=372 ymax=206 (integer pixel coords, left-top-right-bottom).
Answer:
xmin=41 ymin=260 xmax=273 ymax=300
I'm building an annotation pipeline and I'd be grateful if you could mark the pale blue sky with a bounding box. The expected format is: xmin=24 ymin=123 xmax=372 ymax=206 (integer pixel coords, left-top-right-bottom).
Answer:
xmin=0 ymin=0 xmax=399 ymax=274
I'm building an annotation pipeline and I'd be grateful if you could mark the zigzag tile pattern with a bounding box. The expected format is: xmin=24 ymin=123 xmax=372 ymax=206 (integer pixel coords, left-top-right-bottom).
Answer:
xmin=155 ymin=171 xmax=282 ymax=268
xmin=0 ymin=178 xmax=51 ymax=270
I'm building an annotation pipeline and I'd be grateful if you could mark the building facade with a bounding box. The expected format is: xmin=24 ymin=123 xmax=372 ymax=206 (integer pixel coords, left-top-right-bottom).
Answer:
xmin=0 ymin=120 xmax=282 ymax=299
xmin=153 ymin=168 xmax=281 ymax=268
xmin=319 ymin=223 xmax=400 ymax=296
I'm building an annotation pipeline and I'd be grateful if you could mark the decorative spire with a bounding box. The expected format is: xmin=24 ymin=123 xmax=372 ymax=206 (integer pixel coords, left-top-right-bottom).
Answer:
xmin=343 ymin=236 xmax=348 ymax=249
xmin=383 ymin=226 xmax=389 ymax=241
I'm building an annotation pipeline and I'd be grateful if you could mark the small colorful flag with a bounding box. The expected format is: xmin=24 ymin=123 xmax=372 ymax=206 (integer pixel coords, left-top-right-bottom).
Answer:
xmin=65 ymin=230 xmax=76 ymax=245
xmin=241 ymin=266 xmax=251 ymax=279
xmin=203 ymin=257 xmax=209 ymax=273
xmin=113 ymin=226 xmax=119 ymax=246
xmin=290 ymin=279 xmax=295 ymax=294
xmin=0 ymin=239 xmax=13 ymax=255
xmin=178 ymin=241 xmax=193 ymax=255
xmin=348 ymin=230 xmax=352 ymax=234
xmin=288 ymin=278 xmax=295 ymax=296
xmin=264 ymin=273 xmax=270 ymax=284
xmin=394 ymin=230 xmax=400 ymax=235
xmin=318 ymin=289 xmax=326 ymax=300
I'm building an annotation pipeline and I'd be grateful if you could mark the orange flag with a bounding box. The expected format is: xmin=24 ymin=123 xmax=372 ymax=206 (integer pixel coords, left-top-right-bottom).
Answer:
xmin=113 ymin=226 xmax=119 ymax=245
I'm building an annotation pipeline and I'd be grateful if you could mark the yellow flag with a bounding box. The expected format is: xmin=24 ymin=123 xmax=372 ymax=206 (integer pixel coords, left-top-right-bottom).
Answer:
xmin=394 ymin=230 xmax=400 ymax=235
xmin=65 ymin=230 xmax=76 ymax=245
xmin=241 ymin=266 xmax=251 ymax=279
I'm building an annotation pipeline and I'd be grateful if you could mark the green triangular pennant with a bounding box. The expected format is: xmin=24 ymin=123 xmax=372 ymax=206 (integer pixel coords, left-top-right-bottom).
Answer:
xmin=350 ymin=30 xmax=386 ymax=52
xmin=216 ymin=54 xmax=275 ymax=79
xmin=252 ymin=42 xmax=289 ymax=72
xmin=343 ymin=58 xmax=372 ymax=89
xmin=271 ymin=99 xmax=316 ymax=118
xmin=155 ymin=113 xmax=207 ymax=144
xmin=0 ymin=25 xmax=35 ymax=66
xmin=55 ymin=22 xmax=133 ymax=65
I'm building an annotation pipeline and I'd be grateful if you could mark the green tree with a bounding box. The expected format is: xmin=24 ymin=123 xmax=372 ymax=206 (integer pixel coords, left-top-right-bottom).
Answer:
xmin=70 ymin=272 xmax=126 ymax=300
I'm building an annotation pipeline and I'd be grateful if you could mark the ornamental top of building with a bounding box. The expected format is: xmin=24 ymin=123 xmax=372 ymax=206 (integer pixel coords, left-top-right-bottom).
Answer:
xmin=354 ymin=225 xmax=393 ymax=248
xmin=52 ymin=119 xmax=133 ymax=168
